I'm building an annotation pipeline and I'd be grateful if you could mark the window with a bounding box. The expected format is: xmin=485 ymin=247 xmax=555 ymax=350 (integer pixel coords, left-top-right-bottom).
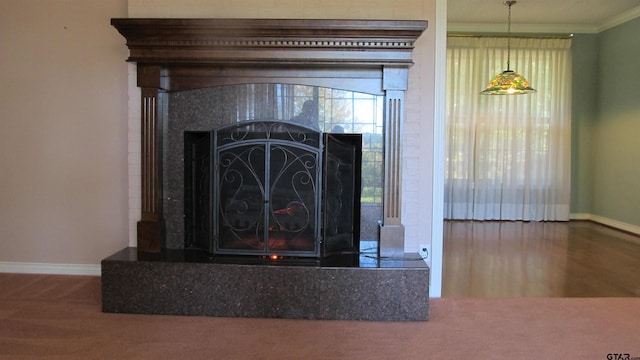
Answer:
xmin=445 ymin=37 xmax=572 ymax=221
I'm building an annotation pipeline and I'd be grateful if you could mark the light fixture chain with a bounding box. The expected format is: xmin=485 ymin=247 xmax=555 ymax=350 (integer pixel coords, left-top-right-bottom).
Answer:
xmin=506 ymin=1 xmax=514 ymax=71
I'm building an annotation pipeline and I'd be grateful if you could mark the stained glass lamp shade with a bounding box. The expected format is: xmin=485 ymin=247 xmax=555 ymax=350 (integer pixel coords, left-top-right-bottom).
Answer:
xmin=481 ymin=1 xmax=536 ymax=95
xmin=482 ymin=69 xmax=536 ymax=95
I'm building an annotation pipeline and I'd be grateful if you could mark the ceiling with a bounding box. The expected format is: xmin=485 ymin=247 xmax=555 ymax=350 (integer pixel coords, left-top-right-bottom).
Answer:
xmin=448 ymin=0 xmax=640 ymax=33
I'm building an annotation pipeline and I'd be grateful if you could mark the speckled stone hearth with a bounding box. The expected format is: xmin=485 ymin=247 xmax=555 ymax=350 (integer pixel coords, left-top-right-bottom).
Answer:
xmin=101 ymin=247 xmax=429 ymax=321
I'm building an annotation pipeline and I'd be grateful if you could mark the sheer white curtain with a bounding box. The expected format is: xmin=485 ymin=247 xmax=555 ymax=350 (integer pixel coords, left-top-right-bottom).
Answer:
xmin=445 ymin=37 xmax=572 ymax=221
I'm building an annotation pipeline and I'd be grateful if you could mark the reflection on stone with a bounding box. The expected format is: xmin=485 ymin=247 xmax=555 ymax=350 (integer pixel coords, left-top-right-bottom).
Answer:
xmin=164 ymin=84 xmax=384 ymax=250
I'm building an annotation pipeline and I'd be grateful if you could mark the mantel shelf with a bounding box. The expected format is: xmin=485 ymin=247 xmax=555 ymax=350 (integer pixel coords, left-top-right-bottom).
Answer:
xmin=111 ymin=18 xmax=427 ymax=67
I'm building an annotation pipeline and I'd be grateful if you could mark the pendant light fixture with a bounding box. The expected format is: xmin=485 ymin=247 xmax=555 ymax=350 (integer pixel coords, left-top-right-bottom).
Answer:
xmin=481 ymin=1 xmax=536 ymax=95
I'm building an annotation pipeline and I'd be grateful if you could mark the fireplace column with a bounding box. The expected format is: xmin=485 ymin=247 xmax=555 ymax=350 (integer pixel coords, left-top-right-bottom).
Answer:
xmin=136 ymin=65 xmax=164 ymax=252
xmin=380 ymin=67 xmax=408 ymax=257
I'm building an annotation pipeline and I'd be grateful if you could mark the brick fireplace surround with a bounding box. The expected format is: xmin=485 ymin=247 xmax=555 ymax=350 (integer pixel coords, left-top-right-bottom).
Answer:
xmin=101 ymin=18 xmax=430 ymax=321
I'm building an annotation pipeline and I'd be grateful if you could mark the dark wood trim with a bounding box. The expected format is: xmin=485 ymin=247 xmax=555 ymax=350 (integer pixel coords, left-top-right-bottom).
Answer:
xmin=111 ymin=18 xmax=427 ymax=68
xmin=137 ymin=86 xmax=163 ymax=252
xmin=137 ymin=65 xmax=164 ymax=252
xmin=136 ymin=220 xmax=162 ymax=253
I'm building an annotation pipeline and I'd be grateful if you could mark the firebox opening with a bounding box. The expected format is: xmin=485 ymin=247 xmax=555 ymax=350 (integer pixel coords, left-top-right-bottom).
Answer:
xmin=173 ymin=84 xmax=383 ymax=259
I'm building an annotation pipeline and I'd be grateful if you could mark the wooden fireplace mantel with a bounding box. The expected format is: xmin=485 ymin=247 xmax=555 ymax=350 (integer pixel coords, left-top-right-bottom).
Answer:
xmin=111 ymin=18 xmax=427 ymax=253
xmin=111 ymin=18 xmax=427 ymax=67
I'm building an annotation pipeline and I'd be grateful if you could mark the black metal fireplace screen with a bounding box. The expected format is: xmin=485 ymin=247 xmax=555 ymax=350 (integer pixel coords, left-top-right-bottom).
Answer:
xmin=185 ymin=121 xmax=361 ymax=258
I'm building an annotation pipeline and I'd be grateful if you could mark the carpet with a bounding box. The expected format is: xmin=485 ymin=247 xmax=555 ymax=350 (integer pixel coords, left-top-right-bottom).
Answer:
xmin=1 ymin=274 xmax=639 ymax=359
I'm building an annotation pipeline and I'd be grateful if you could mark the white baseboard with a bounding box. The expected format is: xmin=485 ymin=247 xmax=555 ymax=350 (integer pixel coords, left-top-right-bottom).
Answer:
xmin=570 ymin=213 xmax=640 ymax=237
xmin=0 ymin=262 xmax=100 ymax=276
xmin=589 ymin=215 xmax=640 ymax=237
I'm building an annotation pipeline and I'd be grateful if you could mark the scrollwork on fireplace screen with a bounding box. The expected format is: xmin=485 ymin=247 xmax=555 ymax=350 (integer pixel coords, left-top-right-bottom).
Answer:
xmin=214 ymin=121 xmax=322 ymax=256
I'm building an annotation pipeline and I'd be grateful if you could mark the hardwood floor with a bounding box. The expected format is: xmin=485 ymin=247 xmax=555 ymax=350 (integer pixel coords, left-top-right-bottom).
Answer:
xmin=442 ymin=220 xmax=640 ymax=297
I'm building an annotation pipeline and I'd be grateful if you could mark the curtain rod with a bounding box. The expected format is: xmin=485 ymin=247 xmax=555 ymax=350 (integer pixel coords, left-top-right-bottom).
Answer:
xmin=448 ymin=32 xmax=573 ymax=39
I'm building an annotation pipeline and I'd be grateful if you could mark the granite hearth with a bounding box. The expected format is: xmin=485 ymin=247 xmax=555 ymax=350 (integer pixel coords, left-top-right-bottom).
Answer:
xmin=102 ymin=246 xmax=429 ymax=321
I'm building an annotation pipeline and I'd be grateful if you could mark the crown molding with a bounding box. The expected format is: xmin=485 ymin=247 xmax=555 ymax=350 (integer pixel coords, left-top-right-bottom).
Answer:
xmin=448 ymin=22 xmax=597 ymax=34
xmin=449 ymin=5 xmax=640 ymax=35
xmin=597 ymin=5 xmax=640 ymax=32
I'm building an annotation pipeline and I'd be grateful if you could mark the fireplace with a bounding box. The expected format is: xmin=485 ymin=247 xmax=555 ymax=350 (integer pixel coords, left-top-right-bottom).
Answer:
xmin=102 ymin=18 xmax=430 ymax=321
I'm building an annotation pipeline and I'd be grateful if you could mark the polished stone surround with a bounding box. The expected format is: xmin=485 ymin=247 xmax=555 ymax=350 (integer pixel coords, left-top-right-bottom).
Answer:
xmin=101 ymin=247 xmax=429 ymax=321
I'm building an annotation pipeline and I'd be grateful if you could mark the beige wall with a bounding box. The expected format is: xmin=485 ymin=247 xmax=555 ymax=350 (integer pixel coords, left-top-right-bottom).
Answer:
xmin=0 ymin=0 xmax=129 ymax=264
xmin=0 ymin=0 xmax=440 ymax=268
xmin=126 ymin=0 xmax=440 ymax=254
xmin=128 ymin=0 xmax=433 ymax=19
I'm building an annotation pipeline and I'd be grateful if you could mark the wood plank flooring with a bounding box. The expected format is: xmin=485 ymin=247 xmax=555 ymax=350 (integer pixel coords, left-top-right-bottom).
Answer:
xmin=442 ymin=220 xmax=640 ymax=297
